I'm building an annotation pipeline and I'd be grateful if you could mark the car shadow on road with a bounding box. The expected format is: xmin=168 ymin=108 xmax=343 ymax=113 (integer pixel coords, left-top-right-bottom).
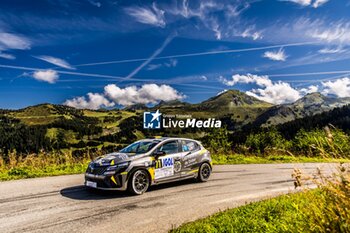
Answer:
xmin=60 ymin=179 xmax=198 ymax=200
xmin=60 ymin=185 xmax=131 ymax=200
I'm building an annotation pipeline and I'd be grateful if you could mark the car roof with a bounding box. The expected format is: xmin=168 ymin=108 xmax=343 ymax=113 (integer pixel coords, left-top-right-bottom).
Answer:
xmin=139 ymin=137 xmax=200 ymax=143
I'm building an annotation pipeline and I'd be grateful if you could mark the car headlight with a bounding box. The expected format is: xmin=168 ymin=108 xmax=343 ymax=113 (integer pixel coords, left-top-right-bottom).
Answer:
xmin=116 ymin=162 xmax=130 ymax=168
xmin=106 ymin=165 xmax=118 ymax=171
xmin=104 ymin=162 xmax=130 ymax=175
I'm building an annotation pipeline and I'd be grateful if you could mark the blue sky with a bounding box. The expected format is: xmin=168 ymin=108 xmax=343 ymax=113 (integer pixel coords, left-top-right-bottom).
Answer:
xmin=1 ymin=0 xmax=350 ymax=109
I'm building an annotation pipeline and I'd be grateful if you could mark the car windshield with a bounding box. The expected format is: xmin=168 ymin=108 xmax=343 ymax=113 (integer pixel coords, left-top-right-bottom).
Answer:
xmin=119 ymin=141 xmax=158 ymax=154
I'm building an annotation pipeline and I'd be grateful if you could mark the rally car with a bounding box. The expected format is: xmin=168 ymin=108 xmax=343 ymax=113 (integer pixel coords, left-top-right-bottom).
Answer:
xmin=85 ymin=137 xmax=212 ymax=195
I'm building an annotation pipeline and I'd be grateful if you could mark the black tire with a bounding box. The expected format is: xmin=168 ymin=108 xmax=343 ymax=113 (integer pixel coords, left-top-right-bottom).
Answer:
xmin=197 ymin=162 xmax=211 ymax=182
xmin=127 ymin=169 xmax=150 ymax=195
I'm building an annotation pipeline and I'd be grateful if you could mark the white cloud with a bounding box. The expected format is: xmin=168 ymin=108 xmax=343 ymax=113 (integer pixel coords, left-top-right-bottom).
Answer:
xmin=147 ymin=59 xmax=178 ymax=70
xmin=220 ymin=73 xmax=350 ymax=104
xmin=287 ymin=0 xmax=312 ymax=6
xmin=34 ymin=55 xmax=75 ymax=70
xmin=322 ymin=78 xmax=350 ymax=98
xmin=300 ymin=85 xmax=319 ymax=94
xmin=220 ymin=74 xmax=301 ymax=104
xmin=281 ymin=0 xmax=329 ymax=8
xmin=220 ymin=74 xmax=272 ymax=87
xmin=168 ymin=1 xmax=254 ymax=41
xmin=0 ymin=32 xmax=31 ymax=50
xmin=263 ymin=48 xmax=288 ymax=61
xmin=211 ymin=20 xmax=222 ymax=40
xmin=307 ymin=20 xmax=350 ymax=44
xmin=312 ymin=0 xmax=330 ymax=8
xmin=104 ymin=84 xmax=185 ymax=106
xmin=147 ymin=64 xmax=162 ymax=71
xmin=88 ymin=0 xmax=101 ymax=8
xmin=200 ymin=75 xmax=208 ymax=81
xmin=0 ymin=52 xmax=15 ymax=60
xmin=318 ymin=46 xmax=346 ymax=54
xmin=217 ymin=89 xmax=228 ymax=96
xmin=125 ymin=3 xmax=166 ymax=28
xmin=0 ymin=32 xmax=31 ymax=59
xmin=64 ymin=93 xmax=115 ymax=110
xmin=246 ymin=83 xmax=301 ymax=104
xmin=165 ymin=59 xmax=178 ymax=67
xmin=32 ymin=70 xmax=59 ymax=84
xmin=241 ymin=27 xmax=262 ymax=40
xmin=64 ymin=83 xmax=186 ymax=109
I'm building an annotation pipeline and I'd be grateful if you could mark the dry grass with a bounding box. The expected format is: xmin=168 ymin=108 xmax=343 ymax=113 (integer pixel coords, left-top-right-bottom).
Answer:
xmin=0 ymin=150 xmax=103 ymax=180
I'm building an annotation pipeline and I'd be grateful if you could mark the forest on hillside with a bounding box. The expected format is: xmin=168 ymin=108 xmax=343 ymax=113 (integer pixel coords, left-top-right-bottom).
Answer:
xmin=0 ymin=104 xmax=350 ymax=161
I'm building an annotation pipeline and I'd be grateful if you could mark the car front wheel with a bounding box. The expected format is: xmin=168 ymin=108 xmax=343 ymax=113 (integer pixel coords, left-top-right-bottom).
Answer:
xmin=128 ymin=170 xmax=150 ymax=195
xmin=197 ymin=162 xmax=211 ymax=182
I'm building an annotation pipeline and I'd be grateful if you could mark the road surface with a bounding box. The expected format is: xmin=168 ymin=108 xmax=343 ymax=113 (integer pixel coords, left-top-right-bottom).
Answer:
xmin=0 ymin=163 xmax=337 ymax=233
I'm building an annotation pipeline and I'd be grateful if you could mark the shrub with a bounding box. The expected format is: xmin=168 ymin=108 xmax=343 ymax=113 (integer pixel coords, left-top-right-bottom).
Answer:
xmin=293 ymin=126 xmax=350 ymax=158
xmin=245 ymin=128 xmax=291 ymax=155
xmin=202 ymin=127 xmax=232 ymax=153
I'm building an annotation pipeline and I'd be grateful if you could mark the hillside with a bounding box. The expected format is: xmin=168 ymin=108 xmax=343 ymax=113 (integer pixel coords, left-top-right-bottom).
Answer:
xmin=152 ymin=90 xmax=273 ymax=125
xmin=276 ymin=103 xmax=350 ymax=139
xmin=0 ymin=90 xmax=274 ymax=154
xmin=1 ymin=90 xmax=350 ymax=155
xmin=254 ymin=93 xmax=350 ymax=127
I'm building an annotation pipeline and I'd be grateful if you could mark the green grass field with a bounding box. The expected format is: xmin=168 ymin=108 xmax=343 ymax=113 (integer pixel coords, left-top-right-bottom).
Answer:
xmin=171 ymin=190 xmax=324 ymax=233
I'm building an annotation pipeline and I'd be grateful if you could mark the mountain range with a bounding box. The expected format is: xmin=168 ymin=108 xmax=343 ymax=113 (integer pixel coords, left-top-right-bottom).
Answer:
xmin=2 ymin=89 xmax=350 ymax=154
xmin=3 ymin=90 xmax=350 ymax=128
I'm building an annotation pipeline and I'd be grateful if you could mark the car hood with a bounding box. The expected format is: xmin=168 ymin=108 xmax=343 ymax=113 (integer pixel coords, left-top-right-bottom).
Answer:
xmin=93 ymin=152 xmax=146 ymax=165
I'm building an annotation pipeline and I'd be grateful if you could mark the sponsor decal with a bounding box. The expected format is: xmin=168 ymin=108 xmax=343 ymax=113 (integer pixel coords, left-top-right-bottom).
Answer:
xmin=162 ymin=157 xmax=174 ymax=167
xmin=174 ymin=160 xmax=182 ymax=172
xmin=184 ymin=158 xmax=196 ymax=168
xmin=143 ymin=109 xmax=221 ymax=129
xmin=154 ymin=157 xmax=174 ymax=179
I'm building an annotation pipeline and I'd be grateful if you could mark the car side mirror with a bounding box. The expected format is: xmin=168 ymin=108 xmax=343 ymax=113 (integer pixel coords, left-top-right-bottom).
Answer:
xmin=153 ymin=151 xmax=165 ymax=159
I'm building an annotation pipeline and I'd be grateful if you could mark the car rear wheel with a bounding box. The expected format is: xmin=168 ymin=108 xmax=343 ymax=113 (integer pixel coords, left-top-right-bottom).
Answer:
xmin=197 ymin=162 xmax=211 ymax=182
xmin=128 ymin=170 xmax=150 ymax=195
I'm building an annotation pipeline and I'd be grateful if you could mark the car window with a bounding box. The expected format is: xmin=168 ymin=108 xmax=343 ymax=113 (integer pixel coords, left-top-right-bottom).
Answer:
xmin=157 ymin=141 xmax=179 ymax=155
xmin=120 ymin=141 xmax=157 ymax=154
xmin=181 ymin=140 xmax=200 ymax=152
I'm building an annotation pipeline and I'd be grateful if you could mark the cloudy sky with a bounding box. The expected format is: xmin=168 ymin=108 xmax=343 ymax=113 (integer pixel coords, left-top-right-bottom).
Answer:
xmin=1 ymin=0 xmax=350 ymax=109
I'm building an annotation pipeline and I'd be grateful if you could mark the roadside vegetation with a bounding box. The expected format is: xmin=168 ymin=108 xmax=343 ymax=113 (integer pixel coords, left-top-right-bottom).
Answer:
xmin=172 ymin=127 xmax=350 ymax=233
xmin=0 ymin=151 xmax=93 ymax=180
xmin=172 ymin=163 xmax=350 ymax=233
xmin=1 ymin=124 xmax=350 ymax=180
xmin=204 ymin=125 xmax=350 ymax=160
xmin=1 ymin=102 xmax=350 ymax=180
xmin=172 ymin=184 xmax=349 ymax=233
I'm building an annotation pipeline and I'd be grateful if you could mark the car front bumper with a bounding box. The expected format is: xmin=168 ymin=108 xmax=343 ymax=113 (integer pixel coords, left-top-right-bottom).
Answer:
xmin=84 ymin=172 xmax=128 ymax=191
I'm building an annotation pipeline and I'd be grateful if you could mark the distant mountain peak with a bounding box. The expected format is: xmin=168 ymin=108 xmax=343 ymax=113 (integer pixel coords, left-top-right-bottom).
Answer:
xmin=123 ymin=104 xmax=148 ymax=111
xmin=202 ymin=89 xmax=273 ymax=107
xmin=254 ymin=92 xmax=350 ymax=127
xmin=295 ymin=92 xmax=326 ymax=105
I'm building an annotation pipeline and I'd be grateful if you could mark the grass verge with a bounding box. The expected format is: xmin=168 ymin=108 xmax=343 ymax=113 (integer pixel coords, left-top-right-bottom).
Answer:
xmin=212 ymin=154 xmax=350 ymax=165
xmin=0 ymin=163 xmax=88 ymax=181
xmin=171 ymin=190 xmax=325 ymax=233
xmin=0 ymin=153 xmax=349 ymax=181
xmin=0 ymin=151 xmax=91 ymax=181
xmin=173 ymin=162 xmax=350 ymax=233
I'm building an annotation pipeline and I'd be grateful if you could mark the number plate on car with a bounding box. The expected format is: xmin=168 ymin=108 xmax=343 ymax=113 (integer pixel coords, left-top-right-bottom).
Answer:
xmin=86 ymin=181 xmax=97 ymax=188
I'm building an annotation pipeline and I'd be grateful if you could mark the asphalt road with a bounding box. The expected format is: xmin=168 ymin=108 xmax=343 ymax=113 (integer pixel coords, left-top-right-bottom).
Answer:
xmin=0 ymin=163 xmax=338 ymax=233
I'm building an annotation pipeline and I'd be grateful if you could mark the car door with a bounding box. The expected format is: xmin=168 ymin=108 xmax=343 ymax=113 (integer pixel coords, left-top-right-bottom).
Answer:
xmin=153 ymin=140 xmax=183 ymax=183
xmin=179 ymin=140 xmax=202 ymax=178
